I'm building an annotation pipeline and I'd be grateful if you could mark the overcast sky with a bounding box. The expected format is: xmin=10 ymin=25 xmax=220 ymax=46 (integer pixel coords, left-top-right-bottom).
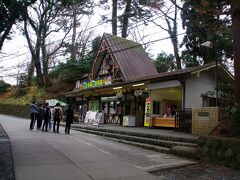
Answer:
xmin=0 ymin=1 xmax=185 ymax=85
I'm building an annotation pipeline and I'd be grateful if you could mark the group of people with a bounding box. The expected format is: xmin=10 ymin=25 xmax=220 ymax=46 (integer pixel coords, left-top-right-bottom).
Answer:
xmin=29 ymin=101 xmax=74 ymax=134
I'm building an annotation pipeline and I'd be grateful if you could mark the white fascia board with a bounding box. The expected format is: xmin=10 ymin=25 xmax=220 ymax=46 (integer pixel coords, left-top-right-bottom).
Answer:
xmin=191 ymin=65 xmax=216 ymax=75
xmin=147 ymin=80 xmax=181 ymax=90
xmin=191 ymin=64 xmax=234 ymax=80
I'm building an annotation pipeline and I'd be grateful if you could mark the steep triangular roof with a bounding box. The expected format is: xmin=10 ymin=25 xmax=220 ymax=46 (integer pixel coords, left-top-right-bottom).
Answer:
xmin=90 ymin=34 xmax=159 ymax=82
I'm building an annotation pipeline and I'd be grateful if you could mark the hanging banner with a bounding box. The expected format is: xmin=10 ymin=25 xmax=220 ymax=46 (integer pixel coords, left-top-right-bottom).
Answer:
xmin=76 ymin=76 xmax=112 ymax=90
xmin=144 ymin=98 xmax=152 ymax=127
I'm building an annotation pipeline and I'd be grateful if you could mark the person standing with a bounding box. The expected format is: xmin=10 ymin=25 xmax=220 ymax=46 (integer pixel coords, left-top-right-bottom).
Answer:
xmin=65 ymin=105 xmax=74 ymax=134
xmin=30 ymin=101 xmax=39 ymax=130
xmin=48 ymin=108 xmax=53 ymax=130
xmin=42 ymin=102 xmax=51 ymax=132
xmin=53 ymin=103 xmax=63 ymax=133
xmin=37 ymin=103 xmax=43 ymax=130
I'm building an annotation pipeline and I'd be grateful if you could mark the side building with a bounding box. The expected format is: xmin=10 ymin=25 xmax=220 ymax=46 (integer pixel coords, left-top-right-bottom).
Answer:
xmin=66 ymin=33 xmax=234 ymax=129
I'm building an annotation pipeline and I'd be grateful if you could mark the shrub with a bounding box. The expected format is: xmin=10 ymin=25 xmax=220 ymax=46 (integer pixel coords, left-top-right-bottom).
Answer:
xmin=0 ymin=80 xmax=11 ymax=94
xmin=229 ymin=103 xmax=240 ymax=135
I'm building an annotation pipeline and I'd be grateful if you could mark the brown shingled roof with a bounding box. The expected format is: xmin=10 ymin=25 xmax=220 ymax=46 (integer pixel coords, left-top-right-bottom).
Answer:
xmin=104 ymin=34 xmax=159 ymax=82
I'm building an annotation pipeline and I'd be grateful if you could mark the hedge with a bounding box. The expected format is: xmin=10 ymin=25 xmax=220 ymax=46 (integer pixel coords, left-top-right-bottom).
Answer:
xmin=198 ymin=136 xmax=240 ymax=169
xmin=0 ymin=104 xmax=30 ymax=119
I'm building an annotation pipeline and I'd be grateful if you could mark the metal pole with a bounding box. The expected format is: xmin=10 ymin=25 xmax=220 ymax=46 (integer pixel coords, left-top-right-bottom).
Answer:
xmin=216 ymin=59 xmax=218 ymax=106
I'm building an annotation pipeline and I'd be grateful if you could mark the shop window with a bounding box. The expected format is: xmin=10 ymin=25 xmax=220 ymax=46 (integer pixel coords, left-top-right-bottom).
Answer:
xmin=153 ymin=101 xmax=160 ymax=114
xmin=202 ymin=97 xmax=216 ymax=107
xmin=106 ymin=55 xmax=112 ymax=66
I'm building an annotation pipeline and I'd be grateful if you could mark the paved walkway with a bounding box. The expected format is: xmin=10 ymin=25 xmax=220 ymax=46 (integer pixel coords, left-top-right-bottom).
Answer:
xmin=0 ymin=114 xmax=196 ymax=180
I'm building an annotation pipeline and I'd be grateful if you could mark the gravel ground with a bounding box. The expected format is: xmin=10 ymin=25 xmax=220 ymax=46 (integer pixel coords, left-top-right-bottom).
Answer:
xmin=151 ymin=163 xmax=240 ymax=180
xmin=0 ymin=124 xmax=15 ymax=180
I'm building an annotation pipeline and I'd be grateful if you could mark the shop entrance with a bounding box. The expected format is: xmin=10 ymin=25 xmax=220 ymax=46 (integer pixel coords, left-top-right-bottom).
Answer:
xmin=101 ymin=96 xmax=122 ymax=124
xmin=150 ymin=87 xmax=182 ymax=128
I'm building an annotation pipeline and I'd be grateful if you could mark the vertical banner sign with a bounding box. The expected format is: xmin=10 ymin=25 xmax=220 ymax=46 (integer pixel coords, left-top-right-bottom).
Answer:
xmin=144 ymin=98 xmax=152 ymax=127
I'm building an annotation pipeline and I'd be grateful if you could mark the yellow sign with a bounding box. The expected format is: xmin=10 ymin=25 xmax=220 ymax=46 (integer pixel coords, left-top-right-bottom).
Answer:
xmin=144 ymin=98 xmax=152 ymax=127
xmin=78 ymin=76 xmax=112 ymax=90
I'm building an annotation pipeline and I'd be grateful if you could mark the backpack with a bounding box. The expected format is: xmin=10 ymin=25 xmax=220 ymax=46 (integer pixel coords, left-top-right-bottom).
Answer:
xmin=54 ymin=108 xmax=60 ymax=118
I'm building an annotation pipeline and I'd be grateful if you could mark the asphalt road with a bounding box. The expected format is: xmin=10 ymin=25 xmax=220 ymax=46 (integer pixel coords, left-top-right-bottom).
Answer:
xmin=0 ymin=114 xmax=194 ymax=180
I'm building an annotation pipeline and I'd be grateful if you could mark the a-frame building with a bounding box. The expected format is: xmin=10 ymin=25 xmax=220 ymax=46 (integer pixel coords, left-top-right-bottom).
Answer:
xmin=88 ymin=33 xmax=159 ymax=83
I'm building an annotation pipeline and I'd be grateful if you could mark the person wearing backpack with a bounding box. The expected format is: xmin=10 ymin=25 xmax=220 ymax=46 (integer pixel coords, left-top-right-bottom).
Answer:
xmin=53 ymin=102 xmax=63 ymax=133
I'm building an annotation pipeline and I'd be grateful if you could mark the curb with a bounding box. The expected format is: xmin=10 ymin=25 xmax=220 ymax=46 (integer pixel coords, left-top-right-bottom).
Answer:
xmin=0 ymin=124 xmax=15 ymax=180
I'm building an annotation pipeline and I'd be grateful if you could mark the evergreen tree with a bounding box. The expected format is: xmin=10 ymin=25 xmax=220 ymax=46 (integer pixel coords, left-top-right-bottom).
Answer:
xmin=181 ymin=0 xmax=232 ymax=64
xmin=154 ymin=52 xmax=175 ymax=73
xmin=0 ymin=0 xmax=36 ymax=50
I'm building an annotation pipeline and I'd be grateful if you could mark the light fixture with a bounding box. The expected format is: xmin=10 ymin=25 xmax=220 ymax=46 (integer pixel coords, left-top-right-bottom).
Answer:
xmin=113 ymin=86 xmax=122 ymax=90
xmin=201 ymin=41 xmax=213 ymax=48
xmin=132 ymin=83 xmax=144 ymax=87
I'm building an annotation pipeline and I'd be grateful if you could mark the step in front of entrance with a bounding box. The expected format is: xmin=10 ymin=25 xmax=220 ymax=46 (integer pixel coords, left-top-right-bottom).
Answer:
xmin=71 ymin=124 xmax=198 ymax=143
xmin=72 ymin=125 xmax=198 ymax=159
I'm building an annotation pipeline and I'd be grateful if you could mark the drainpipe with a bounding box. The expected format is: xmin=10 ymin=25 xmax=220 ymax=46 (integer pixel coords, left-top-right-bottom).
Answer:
xmin=178 ymin=79 xmax=185 ymax=109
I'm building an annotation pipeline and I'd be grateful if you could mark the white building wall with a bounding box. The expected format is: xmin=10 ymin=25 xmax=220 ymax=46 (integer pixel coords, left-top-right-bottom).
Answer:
xmin=185 ymin=70 xmax=216 ymax=108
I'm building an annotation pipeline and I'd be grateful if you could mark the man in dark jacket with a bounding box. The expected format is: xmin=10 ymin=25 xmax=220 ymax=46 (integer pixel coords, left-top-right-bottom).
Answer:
xmin=37 ymin=103 xmax=43 ymax=130
xmin=30 ymin=101 xmax=39 ymax=130
xmin=65 ymin=105 xmax=74 ymax=134
xmin=42 ymin=102 xmax=51 ymax=132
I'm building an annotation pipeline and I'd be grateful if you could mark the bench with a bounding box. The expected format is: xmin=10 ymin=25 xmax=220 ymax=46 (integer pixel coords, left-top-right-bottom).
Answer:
xmin=153 ymin=117 xmax=176 ymax=128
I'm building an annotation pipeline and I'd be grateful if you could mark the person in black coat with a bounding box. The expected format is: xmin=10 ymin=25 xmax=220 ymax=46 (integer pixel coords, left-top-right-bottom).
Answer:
xmin=42 ymin=102 xmax=51 ymax=132
xmin=65 ymin=105 xmax=74 ymax=134
xmin=29 ymin=101 xmax=39 ymax=130
xmin=37 ymin=103 xmax=43 ymax=130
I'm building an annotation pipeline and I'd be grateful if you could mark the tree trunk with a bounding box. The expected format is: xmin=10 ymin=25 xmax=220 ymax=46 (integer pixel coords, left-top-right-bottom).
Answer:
xmin=231 ymin=0 xmax=240 ymax=104
xmin=0 ymin=21 xmax=14 ymax=50
xmin=172 ymin=1 xmax=181 ymax=69
xmin=41 ymin=24 xmax=48 ymax=88
xmin=27 ymin=59 xmax=34 ymax=86
xmin=24 ymin=20 xmax=44 ymax=86
xmin=121 ymin=0 xmax=132 ymax=38
xmin=172 ymin=36 xmax=181 ymax=69
xmin=71 ymin=5 xmax=77 ymax=61
xmin=112 ymin=0 xmax=117 ymax=35
xmin=35 ymin=30 xmax=44 ymax=86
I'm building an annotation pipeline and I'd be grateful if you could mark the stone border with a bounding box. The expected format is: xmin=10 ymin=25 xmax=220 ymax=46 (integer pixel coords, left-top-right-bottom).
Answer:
xmin=0 ymin=124 xmax=15 ymax=180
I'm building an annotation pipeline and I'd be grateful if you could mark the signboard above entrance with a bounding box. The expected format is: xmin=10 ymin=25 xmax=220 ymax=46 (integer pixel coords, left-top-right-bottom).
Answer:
xmin=76 ymin=76 xmax=112 ymax=90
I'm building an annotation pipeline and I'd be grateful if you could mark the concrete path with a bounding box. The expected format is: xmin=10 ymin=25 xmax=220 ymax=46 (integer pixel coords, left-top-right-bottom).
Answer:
xmin=0 ymin=114 xmax=195 ymax=180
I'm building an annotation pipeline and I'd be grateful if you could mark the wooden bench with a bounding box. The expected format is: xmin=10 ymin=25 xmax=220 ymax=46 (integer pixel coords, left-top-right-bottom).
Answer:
xmin=153 ymin=117 xmax=176 ymax=128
